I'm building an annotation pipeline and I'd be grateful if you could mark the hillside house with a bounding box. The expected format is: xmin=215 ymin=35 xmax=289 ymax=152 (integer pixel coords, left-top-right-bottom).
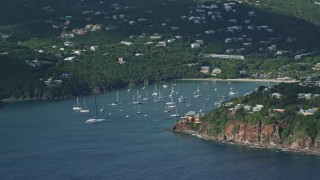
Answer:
xmin=244 ymin=105 xmax=252 ymax=111
xmin=272 ymin=109 xmax=285 ymax=113
xmin=118 ymin=57 xmax=126 ymax=64
xmin=253 ymin=105 xmax=264 ymax=112
xmin=120 ymin=41 xmax=133 ymax=46
xmin=200 ymin=66 xmax=210 ymax=74
xmin=44 ymin=77 xmax=62 ymax=87
xmin=191 ymin=43 xmax=200 ymax=48
xmin=298 ymin=108 xmax=318 ymax=116
xmin=157 ymin=41 xmax=166 ymax=47
xmin=185 ymin=111 xmax=196 ymax=122
xmin=270 ymin=93 xmax=283 ymax=99
xmin=297 ymin=93 xmax=312 ymax=99
xmin=72 ymin=28 xmax=86 ymax=35
xmin=194 ymin=114 xmax=203 ymax=124
xmin=211 ymin=68 xmax=222 ymax=76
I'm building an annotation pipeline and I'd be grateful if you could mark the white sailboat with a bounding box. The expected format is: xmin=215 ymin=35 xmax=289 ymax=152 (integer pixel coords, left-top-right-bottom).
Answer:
xmin=112 ymin=91 xmax=120 ymax=106
xmin=152 ymin=82 xmax=158 ymax=96
xmin=86 ymin=97 xmax=106 ymax=123
xmin=100 ymin=101 xmax=105 ymax=112
xmin=73 ymin=97 xmax=82 ymax=111
xmin=170 ymin=106 xmax=180 ymax=117
xmin=154 ymin=89 xmax=163 ymax=102
xmin=142 ymin=90 xmax=150 ymax=101
xmin=131 ymin=90 xmax=142 ymax=105
xmin=164 ymin=105 xmax=170 ymax=113
xmin=187 ymin=98 xmax=192 ymax=106
xmin=80 ymin=98 xmax=89 ymax=113
xmin=136 ymin=105 xmax=141 ymax=114
xmin=194 ymin=84 xmax=202 ymax=98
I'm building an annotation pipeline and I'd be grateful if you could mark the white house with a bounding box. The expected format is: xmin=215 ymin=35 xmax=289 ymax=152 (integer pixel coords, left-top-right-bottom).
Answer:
xmin=191 ymin=43 xmax=200 ymax=48
xmin=253 ymin=105 xmax=264 ymax=112
xmin=200 ymin=66 xmax=210 ymax=74
xmin=211 ymin=68 xmax=222 ymax=76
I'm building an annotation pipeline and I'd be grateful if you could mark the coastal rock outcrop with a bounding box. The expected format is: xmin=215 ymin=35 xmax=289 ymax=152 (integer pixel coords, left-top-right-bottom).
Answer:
xmin=173 ymin=120 xmax=320 ymax=155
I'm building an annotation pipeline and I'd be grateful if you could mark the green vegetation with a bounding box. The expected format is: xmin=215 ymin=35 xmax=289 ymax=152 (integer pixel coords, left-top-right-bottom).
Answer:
xmin=202 ymin=83 xmax=320 ymax=143
xmin=0 ymin=0 xmax=319 ymax=101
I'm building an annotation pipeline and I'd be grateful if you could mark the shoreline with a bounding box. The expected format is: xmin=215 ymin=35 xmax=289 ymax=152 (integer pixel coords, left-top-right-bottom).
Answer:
xmin=174 ymin=129 xmax=320 ymax=156
xmin=181 ymin=78 xmax=299 ymax=83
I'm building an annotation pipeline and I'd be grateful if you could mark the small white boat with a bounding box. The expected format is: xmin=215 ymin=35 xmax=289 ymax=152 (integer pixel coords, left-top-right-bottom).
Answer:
xmin=86 ymin=118 xmax=106 ymax=123
xmin=229 ymin=90 xmax=237 ymax=96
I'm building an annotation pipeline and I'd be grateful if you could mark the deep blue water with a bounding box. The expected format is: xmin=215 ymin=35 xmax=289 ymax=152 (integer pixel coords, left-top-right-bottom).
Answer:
xmin=1 ymin=80 xmax=320 ymax=180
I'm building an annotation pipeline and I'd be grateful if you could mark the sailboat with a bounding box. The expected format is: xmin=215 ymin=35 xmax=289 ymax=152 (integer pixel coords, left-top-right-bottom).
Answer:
xmin=100 ymin=101 xmax=105 ymax=112
xmin=194 ymin=84 xmax=202 ymax=98
xmin=186 ymin=98 xmax=192 ymax=106
xmin=131 ymin=90 xmax=142 ymax=105
xmin=152 ymin=82 xmax=158 ymax=96
xmin=154 ymin=89 xmax=163 ymax=102
xmin=80 ymin=98 xmax=89 ymax=113
xmin=73 ymin=97 xmax=82 ymax=111
xmin=111 ymin=91 xmax=120 ymax=106
xmin=164 ymin=105 xmax=170 ymax=113
xmin=142 ymin=90 xmax=150 ymax=101
xmin=170 ymin=106 xmax=180 ymax=117
xmin=86 ymin=97 xmax=106 ymax=123
xmin=136 ymin=105 xmax=142 ymax=114
xmin=167 ymin=97 xmax=176 ymax=108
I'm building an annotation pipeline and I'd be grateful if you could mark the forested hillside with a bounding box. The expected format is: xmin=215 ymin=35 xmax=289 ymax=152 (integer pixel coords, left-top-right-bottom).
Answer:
xmin=0 ymin=0 xmax=319 ymax=102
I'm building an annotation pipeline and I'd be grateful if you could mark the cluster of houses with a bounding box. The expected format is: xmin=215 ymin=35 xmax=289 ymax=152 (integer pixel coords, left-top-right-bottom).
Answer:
xmin=200 ymin=66 xmax=222 ymax=76
xmin=43 ymin=77 xmax=62 ymax=87
xmin=223 ymin=91 xmax=320 ymax=116
xmin=181 ymin=111 xmax=203 ymax=124
xmin=226 ymin=102 xmax=264 ymax=113
xmin=301 ymin=76 xmax=320 ymax=87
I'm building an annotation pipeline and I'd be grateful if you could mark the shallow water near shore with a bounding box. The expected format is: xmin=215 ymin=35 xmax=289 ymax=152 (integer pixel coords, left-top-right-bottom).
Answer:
xmin=1 ymin=80 xmax=320 ymax=179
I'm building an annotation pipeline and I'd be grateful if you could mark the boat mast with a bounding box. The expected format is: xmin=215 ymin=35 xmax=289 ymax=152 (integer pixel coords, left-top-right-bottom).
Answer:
xmin=95 ymin=97 xmax=98 ymax=118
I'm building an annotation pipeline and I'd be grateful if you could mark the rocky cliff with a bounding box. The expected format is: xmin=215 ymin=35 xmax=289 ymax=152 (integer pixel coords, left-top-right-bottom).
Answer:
xmin=173 ymin=120 xmax=320 ymax=155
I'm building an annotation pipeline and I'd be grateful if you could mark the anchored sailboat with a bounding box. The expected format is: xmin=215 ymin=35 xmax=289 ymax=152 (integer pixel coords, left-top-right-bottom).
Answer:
xmin=73 ymin=97 xmax=82 ymax=111
xmin=152 ymin=82 xmax=158 ymax=96
xmin=112 ymin=91 xmax=120 ymax=106
xmin=86 ymin=97 xmax=106 ymax=123
xmin=80 ymin=98 xmax=89 ymax=113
